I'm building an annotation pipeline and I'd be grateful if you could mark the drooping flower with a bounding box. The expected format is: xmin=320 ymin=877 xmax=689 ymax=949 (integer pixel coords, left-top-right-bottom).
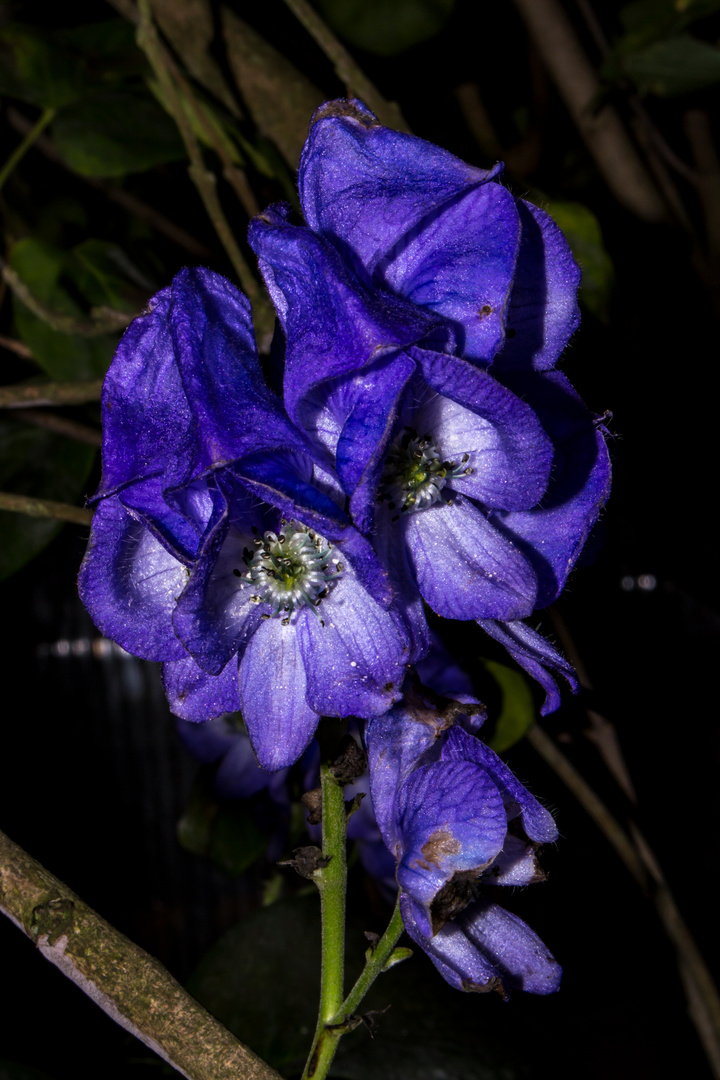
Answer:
xmin=365 ymin=675 xmax=561 ymax=996
xmin=79 ymin=267 xmax=411 ymax=771
xmin=248 ymin=99 xmax=611 ymax=710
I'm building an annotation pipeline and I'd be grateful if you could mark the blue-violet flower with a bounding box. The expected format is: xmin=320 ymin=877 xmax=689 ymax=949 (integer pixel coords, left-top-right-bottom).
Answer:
xmin=248 ymin=99 xmax=612 ymax=711
xmin=79 ymin=267 xmax=411 ymax=771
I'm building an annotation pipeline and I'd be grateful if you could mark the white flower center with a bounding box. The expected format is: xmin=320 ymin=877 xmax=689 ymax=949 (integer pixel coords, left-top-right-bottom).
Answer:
xmin=235 ymin=522 xmax=342 ymax=623
xmin=380 ymin=430 xmax=472 ymax=517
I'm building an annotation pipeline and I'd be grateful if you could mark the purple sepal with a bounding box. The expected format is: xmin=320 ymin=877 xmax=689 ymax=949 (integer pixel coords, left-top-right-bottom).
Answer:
xmin=78 ymin=495 xmax=188 ymax=662
xmin=118 ymin=476 xmax=215 ymax=565
xmin=400 ymin=894 xmax=503 ymax=993
xmin=441 ymin=726 xmax=558 ymax=843
xmin=457 ymin=900 xmax=562 ymax=995
xmin=490 ymin=370 xmax=612 ymax=607
xmin=299 ymin=99 xmax=501 ymax=274
xmin=400 ymin=894 xmax=561 ymax=996
xmin=401 ymin=497 xmax=538 ymax=622
xmin=484 ymin=834 xmax=546 ymax=886
xmin=395 ymin=760 xmax=507 ymax=907
xmin=298 ymin=563 xmax=409 ymax=720
xmin=247 ymin=208 xmax=449 ymax=432
xmin=238 ymin=618 xmax=320 ymax=772
xmin=378 ymin=183 xmax=520 ymax=362
xmin=409 ymin=348 xmax=554 ymax=511
xmin=172 ymin=511 xmax=265 ymax=676
xmin=366 ymin=706 xmax=440 ymax=853
xmin=495 ymin=201 xmax=581 ymax=373
xmin=94 ymin=286 xmax=191 ymax=499
xmin=478 ymin=618 xmax=578 ymax=716
xmin=163 ymin=653 xmax=240 ymax=721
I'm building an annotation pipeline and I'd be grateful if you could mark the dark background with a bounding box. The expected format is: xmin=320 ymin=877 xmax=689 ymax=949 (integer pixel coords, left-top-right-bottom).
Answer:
xmin=1 ymin=1 xmax=719 ymax=1077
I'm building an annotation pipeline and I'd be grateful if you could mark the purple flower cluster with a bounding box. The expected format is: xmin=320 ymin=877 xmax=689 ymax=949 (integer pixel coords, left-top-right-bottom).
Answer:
xmin=80 ymin=98 xmax=611 ymax=998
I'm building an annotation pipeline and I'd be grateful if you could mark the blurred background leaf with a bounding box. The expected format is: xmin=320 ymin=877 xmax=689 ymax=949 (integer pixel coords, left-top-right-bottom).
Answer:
xmin=0 ymin=417 xmax=94 ymax=580
xmin=314 ymin=0 xmax=455 ymax=56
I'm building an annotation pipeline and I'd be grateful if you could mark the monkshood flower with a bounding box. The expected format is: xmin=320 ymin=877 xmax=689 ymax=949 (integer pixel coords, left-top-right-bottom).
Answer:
xmin=366 ymin=679 xmax=560 ymax=996
xmin=248 ymin=99 xmax=611 ymax=711
xmin=79 ymin=267 xmax=411 ymax=771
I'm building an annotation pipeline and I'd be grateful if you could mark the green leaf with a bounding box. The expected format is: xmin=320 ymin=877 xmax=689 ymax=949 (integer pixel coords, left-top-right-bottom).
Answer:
xmin=382 ymin=946 xmax=413 ymax=971
xmin=616 ymin=0 xmax=720 ymax=54
xmin=51 ymin=89 xmax=185 ymax=177
xmin=315 ymin=0 xmax=455 ymax=56
xmin=0 ymin=24 xmax=84 ymax=108
xmin=0 ymin=1062 xmax=59 ymax=1080
xmin=8 ymin=239 xmax=118 ymax=380
xmin=190 ymin=894 xmax=537 ymax=1078
xmin=544 ymin=200 xmax=614 ymax=321
xmin=483 ymin=659 xmax=536 ymax=753
xmin=617 ymin=33 xmax=720 ymax=95
xmin=177 ymin=768 xmax=268 ymax=878
xmin=0 ymin=418 xmax=95 ymax=580
xmin=68 ymin=239 xmax=151 ymax=312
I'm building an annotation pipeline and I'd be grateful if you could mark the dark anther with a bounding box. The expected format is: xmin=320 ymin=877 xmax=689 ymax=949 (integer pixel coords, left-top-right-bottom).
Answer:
xmin=360 ymin=1005 xmax=391 ymax=1037
xmin=345 ymin=791 xmax=366 ymax=820
xmin=232 ymin=568 xmax=242 ymax=577
xmin=278 ymin=845 xmax=330 ymax=879
xmin=301 ymin=787 xmax=323 ymax=825
xmin=430 ymin=869 xmax=481 ymax=935
xmin=329 ymin=735 xmax=367 ymax=785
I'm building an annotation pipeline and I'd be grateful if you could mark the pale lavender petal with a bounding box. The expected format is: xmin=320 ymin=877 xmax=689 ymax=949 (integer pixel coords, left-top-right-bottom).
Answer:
xmin=458 ymin=900 xmax=562 ymax=994
xmin=478 ymin=618 xmax=578 ymax=715
xmin=78 ymin=495 xmax=187 ymax=662
xmin=396 ymin=760 xmax=507 ymax=906
xmin=496 ymin=201 xmax=581 ymax=372
xmin=239 ymin=617 xmax=319 ymax=771
xmin=298 ymin=560 xmax=409 ymax=720
xmin=442 ymin=726 xmax=558 ymax=843
xmin=163 ymin=653 xmax=240 ymax=721
xmin=400 ymin=894 xmax=503 ymax=993
xmin=403 ymin=497 xmax=537 ymax=621
xmin=410 ymin=348 xmax=553 ymax=510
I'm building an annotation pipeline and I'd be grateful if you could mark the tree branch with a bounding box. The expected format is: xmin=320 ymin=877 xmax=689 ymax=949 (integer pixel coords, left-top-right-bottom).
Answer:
xmin=281 ymin=0 xmax=409 ymax=133
xmin=0 ymin=491 xmax=93 ymax=526
xmin=0 ymin=828 xmax=282 ymax=1080
xmin=511 ymin=0 xmax=668 ymax=222
xmin=0 ymin=379 xmax=103 ymax=408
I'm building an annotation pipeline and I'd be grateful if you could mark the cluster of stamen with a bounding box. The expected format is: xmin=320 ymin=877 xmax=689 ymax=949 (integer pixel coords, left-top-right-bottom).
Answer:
xmin=233 ymin=522 xmax=342 ymax=625
xmin=380 ymin=429 xmax=473 ymax=518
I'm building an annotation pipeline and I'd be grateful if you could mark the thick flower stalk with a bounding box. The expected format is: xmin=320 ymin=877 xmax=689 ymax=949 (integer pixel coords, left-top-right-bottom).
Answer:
xmin=248 ymin=98 xmax=612 ymax=711
xmin=79 ymin=267 xmax=411 ymax=770
xmin=366 ymin=676 xmax=561 ymax=996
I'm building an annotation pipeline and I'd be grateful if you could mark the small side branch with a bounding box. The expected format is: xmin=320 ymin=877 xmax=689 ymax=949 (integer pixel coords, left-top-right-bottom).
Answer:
xmin=0 ymin=491 xmax=93 ymax=526
xmin=0 ymin=260 xmax=135 ymax=338
xmin=0 ymin=828 xmax=282 ymax=1080
xmin=281 ymin=0 xmax=409 ymax=133
xmin=511 ymin=0 xmax=667 ymax=222
xmin=0 ymin=379 xmax=103 ymax=408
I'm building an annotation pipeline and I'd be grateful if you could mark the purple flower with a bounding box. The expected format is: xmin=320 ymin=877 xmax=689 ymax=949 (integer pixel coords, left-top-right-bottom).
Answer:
xmin=248 ymin=99 xmax=611 ymax=710
xmin=79 ymin=267 xmax=411 ymax=771
xmin=365 ymin=680 xmax=561 ymax=996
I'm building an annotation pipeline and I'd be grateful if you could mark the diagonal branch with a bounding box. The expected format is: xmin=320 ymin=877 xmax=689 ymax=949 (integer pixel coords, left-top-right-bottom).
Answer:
xmin=281 ymin=0 xmax=409 ymax=133
xmin=0 ymin=828 xmax=282 ymax=1080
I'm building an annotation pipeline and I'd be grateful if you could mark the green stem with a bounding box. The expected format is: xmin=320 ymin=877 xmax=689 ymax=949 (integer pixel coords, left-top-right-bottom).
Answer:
xmin=0 ymin=106 xmax=55 ymax=192
xmin=319 ymin=764 xmax=348 ymax=1023
xmin=341 ymin=896 xmax=405 ymax=1017
xmin=302 ymin=786 xmax=408 ymax=1080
